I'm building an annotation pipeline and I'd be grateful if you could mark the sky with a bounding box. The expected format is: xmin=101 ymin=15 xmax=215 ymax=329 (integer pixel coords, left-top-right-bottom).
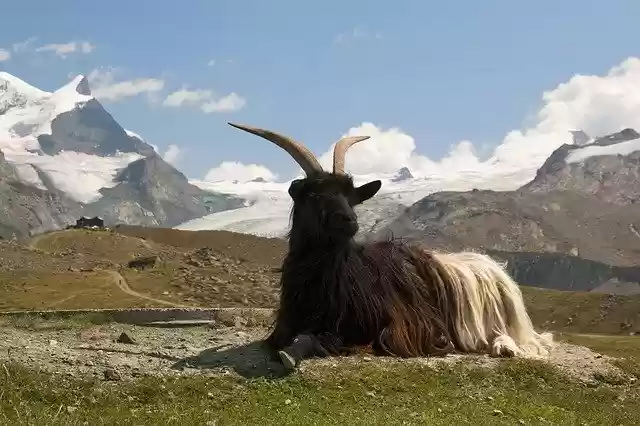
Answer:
xmin=2 ymin=0 xmax=640 ymax=182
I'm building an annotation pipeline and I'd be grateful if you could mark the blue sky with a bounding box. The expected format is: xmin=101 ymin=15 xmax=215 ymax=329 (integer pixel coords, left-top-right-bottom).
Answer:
xmin=2 ymin=0 xmax=640 ymax=181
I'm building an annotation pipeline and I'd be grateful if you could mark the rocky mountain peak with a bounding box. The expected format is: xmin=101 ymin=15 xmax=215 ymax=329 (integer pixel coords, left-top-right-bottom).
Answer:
xmin=391 ymin=166 xmax=414 ymax=182
xmin=72 ymin=75 xmax=92 ymax=96
xmin=522 ymin=128 xmax=640 ymax=204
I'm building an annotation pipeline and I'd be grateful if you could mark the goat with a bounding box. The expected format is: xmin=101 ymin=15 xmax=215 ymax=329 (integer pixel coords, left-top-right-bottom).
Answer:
xmin=227 ymin=122 xmax=554 ymax=370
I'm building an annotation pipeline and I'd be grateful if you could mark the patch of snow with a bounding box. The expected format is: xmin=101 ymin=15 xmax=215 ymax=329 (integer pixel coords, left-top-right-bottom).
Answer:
xmin=178 ymin=179 xmax=293 ymax=237
xmin=2 ymin=150 xmax=143 ymax=203
xmin=0 ymin=72 xmax=48 ymax=100
xmin=0 ymin=72 xmax=143 ymax=203
xmin=566 ymin=138 xmax=640 ymax=163
xmin=12 ymin=163 xmax=46 ymax=190
xmin=125 ymin=129 xmax=144 ymax=141
xmin=182 ymin=166 xmax=539 ymax=237
xmin=0 ymin=73 xmax=93 ymax=143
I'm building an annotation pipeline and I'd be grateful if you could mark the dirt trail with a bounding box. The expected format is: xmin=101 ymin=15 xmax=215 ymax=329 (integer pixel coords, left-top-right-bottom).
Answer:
xmin=104 ymin=270 xmax=192 ymax=308
xmin=26 ymin=232 xmax=187 ymax=309
xmin=26 ymin=231 xmax=56 ymax=251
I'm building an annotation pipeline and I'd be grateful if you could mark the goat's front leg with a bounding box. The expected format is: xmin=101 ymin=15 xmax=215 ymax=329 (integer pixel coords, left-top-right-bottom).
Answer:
xmin=277 ymin=332 xmax=344 ymax=371
xmin=264 ymin=313 xmax=298 ymax=352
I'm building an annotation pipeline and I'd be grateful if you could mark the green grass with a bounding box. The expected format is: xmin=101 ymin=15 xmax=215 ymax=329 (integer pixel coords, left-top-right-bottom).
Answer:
xmin=0 ymin=341 xmax=638 ymax=425
xmin=522 ymin=286 xmax=640 ymax=335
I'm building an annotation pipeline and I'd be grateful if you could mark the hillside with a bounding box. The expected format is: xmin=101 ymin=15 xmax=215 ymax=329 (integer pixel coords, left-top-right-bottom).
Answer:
xmin=0 ymin=227 xmax=635 ymax=337
xmin=0 ymin=226 xmax=638 ymax=424
xmin=372 ymin=128 xmax=640 ymax=292
xmin=0 ymin=72 xmax=240 ymax=239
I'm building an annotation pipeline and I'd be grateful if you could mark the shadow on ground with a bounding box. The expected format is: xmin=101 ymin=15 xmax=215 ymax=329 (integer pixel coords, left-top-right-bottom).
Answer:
xmin=171 ymin=340 xmax=292 ymax=379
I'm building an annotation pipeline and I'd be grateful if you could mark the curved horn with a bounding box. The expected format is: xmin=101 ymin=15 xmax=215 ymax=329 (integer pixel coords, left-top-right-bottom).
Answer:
xmin=228 ymin=122 xmax=323 ymax=176
xmin=332 ymin=136 xmax=370 ymax=174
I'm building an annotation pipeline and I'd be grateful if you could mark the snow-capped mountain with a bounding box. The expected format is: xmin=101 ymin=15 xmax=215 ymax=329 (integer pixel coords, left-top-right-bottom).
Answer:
xmin=177 ymin=162 xmax=542 ymax=239
xmin=374 ymin=128 xmax=640 ymax=270
xmin=523 ymin=127 xmax=640 ymax=205
xmin=0 ymin=72 xmax=238 ymax=238
xmin=178 ymin=126 xmax=640 ymax=271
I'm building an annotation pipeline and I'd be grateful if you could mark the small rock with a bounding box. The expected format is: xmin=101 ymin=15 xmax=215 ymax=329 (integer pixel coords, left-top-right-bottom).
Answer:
xmin=284 ymin=399 xmax=292 ymax=405
xmin=116 ymin=332 xmax=136 ymax=344
xmin=66 ymin=406 xmax=78 ymax=413
xmin=103 ymin=368 xmax=121 ymax=381
xmin=49 ymin=340 xmax=58 ymax=346
xmin=493 ymin=409 xmax=503 ymax=416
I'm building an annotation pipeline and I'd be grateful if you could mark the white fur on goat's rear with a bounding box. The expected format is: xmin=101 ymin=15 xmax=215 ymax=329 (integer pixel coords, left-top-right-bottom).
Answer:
xmin=429 ymin=251 xmax=553 ymax=357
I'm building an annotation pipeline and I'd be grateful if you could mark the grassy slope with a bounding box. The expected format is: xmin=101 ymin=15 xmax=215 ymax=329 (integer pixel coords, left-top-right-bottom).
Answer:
xmin=0 ymin=271 xmax=148 ymax=310
xmin=523 ymin=286 xmax=639 ymax=335
xmin=2 ymin=228 xmax=638 ymax=335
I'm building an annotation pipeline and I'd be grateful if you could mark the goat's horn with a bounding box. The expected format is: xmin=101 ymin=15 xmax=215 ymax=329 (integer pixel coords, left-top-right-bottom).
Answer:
xmin=332 ymin=136 xmax=370 ymax=174
xmin=228 ymin=123 xmax=323 ymax=175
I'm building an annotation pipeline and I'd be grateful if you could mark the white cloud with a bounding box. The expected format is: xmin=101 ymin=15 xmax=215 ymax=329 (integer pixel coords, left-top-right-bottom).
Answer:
xmin=35 ymin=41 xmax=95 ymax=58
xmin=0 ymin=49 xmax=10 ymax=61
xmin=204 ymin=161 xmax=278 ymax=182
xmin=162 ymin=144 xmax=183 ymax=165
xmin=207 ymin=59 xmax=216 ymax=67
xmin=87 ymin=67 xmax=165 ymax=102
xmin=12 ymin=37 xmax=36 ymax=53
xmin=335 ymin=26 xmax=383 ymax=45
xmin=163 ymin=88 xmax=212 ymax=107
xmin=201 ymin=92 xmax=246 ymax=113
xmin=161 ymin=86 xmax=246 ymax=113
xmin=223 ymin=56 xmax=640 ymax=182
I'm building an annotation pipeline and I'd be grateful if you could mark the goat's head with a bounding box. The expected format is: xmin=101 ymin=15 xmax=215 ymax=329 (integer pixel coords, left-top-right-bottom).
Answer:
xmin=228 ymin=122 xmax=381 ymax=242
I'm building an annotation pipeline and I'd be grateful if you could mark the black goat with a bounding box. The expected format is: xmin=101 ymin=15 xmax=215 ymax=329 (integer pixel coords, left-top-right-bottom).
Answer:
xmin=228 ymin=122 xmax=553 ymax=370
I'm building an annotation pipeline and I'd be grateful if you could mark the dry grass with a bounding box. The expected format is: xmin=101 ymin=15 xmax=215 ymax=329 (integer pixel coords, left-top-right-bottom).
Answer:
xmin=0 ymin=228 xmax=635 ymax=338
xmin=0 ymin=270 xmax=163 ymax=310
xmin=30 ymin=229 xmax=158 ymax=263
xmin=522 ymin=286 xmax=640 ymax=335
xmin=113 ymin=225 xmax=286 ymax=267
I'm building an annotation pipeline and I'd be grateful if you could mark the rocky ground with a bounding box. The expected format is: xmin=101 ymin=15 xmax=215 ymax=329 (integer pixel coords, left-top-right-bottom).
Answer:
xmin=0 ymin=318 xmax=633 ymax=387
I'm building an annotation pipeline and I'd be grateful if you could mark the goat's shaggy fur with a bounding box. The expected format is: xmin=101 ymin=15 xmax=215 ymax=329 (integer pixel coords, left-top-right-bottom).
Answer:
xmin=263 ymin=173 xmax=553 ymax=362
xmin=226 ymin=123 xmax=553 ymax=366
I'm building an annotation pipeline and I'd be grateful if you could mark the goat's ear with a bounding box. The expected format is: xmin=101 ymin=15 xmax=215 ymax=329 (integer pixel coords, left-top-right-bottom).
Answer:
xmin=353 ymin=180 xmax=381 ymax=204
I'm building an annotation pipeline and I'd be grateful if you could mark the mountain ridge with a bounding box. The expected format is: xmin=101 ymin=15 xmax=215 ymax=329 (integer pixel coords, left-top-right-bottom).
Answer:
xmin=0 ymin=72 xmax=238 ymax=238
xmin=372 ymin=128 xmax=640 ymax=292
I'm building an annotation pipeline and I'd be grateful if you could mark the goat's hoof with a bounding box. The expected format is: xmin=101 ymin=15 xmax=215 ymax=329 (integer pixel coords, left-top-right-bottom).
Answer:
xmin=491 ymin=344 xmax=516 ymax=358
xmin=278 ymin=350 xmax=297 ymax=371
